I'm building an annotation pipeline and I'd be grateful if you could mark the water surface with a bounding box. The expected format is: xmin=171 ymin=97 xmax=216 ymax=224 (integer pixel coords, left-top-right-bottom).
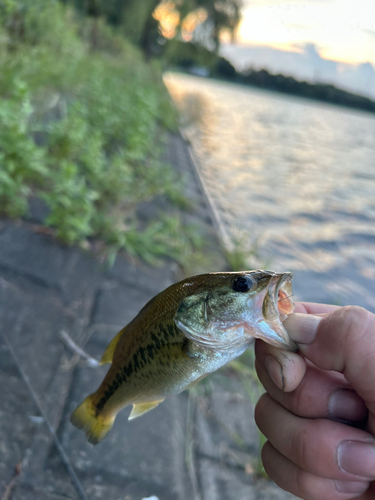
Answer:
xmin=164 ymin=73 xmax=375 ymax=311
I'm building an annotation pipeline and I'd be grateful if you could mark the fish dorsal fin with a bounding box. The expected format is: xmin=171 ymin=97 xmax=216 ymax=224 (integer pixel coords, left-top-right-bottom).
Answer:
xmin=100 ymin=328 xmax=125 ymax=365
xmin=128 ymin=400 xmax=164 ymax=420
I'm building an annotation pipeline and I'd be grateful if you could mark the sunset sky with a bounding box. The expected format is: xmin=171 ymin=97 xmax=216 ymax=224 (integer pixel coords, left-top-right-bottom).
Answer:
xmin=155 ymin=0 xmax=375 ymax=96
xmin=237 ymin=0 xmax=375 ymax=65
xmin=220 ymin=0 xmax=375 ymax=97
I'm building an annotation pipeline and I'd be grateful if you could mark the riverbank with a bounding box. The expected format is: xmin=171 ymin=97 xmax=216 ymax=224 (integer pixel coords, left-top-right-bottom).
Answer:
xmin=0 ymin=131 xmax=298 ymax=500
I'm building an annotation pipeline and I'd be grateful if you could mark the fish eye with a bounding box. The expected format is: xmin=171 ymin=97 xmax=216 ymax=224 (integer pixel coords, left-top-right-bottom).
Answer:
xmin=232 ymin=276 xmax=254 ymax=293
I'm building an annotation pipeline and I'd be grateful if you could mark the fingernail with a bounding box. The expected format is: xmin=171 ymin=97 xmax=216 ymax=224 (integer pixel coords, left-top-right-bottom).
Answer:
xmin=283 ymin=313 xmax=322 ymax=344
xmin=265 ymin=355 xmax=284 ymax=390
xmin=335 ymin=480 xmax=369 ymax=493
xmin=329 ymin=389 xmax=368 ymax=421
xmin=337 ymin=441 xmax=375 ymax=478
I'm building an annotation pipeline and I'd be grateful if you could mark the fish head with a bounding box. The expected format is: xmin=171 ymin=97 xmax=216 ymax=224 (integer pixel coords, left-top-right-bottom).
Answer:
xmin=174 ymin=270 xmax=297 ymax=352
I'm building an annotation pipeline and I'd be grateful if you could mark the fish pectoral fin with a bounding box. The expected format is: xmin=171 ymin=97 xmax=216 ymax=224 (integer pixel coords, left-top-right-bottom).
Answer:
xmin=100 ymin=327 xmax=125 ymax=365
xmin=128 ymin=400 xmax=164 ymax=420
xmin=183 ymin=339 xmax=203 ymax=359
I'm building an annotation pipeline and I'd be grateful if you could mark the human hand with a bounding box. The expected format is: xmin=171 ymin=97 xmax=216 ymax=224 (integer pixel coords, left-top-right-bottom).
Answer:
xmin=254 ymin=302 xmax=375 ymax=499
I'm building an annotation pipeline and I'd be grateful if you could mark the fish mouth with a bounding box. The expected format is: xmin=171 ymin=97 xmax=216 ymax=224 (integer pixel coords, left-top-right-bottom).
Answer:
xmin=256 ymin=271 xmax=297 ymax=352
xmin=271 ymin=272 xmax=294 ymax=321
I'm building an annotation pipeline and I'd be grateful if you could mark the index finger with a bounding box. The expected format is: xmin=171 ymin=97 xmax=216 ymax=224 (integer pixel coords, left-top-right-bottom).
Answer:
xmin=294 ymin=302 xmax=341 ymax=314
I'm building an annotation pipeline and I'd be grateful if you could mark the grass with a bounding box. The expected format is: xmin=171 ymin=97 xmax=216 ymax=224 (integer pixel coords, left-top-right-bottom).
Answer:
xmin=0 ymin=0 xmax=206 ymax=267
xmin=223 ymin=235 xmax=265 ymax=272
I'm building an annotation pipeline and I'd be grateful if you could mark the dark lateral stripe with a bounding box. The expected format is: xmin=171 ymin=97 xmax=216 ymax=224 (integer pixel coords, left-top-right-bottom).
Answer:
xmin=139 ymin=346 xmax=147 ymax=364
xmin=96 ymin=362 xmax=133 ymax=412
xmin=133 ymin=352 xmax=141 ymax=372
xmin=123 ymin=361 xmax=133 ymax=377
xmin=96 ymin=327 xmax=177 ymax=412
xmin=146 ymin=343 xmax=156 ymax=359
xmin=151 ymin=333 xmax=161 ymax=349
xmin=159 ymin=323 xmax=178 ymax=343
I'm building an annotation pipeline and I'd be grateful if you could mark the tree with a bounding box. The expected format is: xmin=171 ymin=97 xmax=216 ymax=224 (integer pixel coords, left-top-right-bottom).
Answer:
xmin=63 ymin=0 xmax=242 ymax=55
xmin=151 ymin=0 xmax=242 ymax=52
xmin=194 ymin=0 xmax=241 ymax=50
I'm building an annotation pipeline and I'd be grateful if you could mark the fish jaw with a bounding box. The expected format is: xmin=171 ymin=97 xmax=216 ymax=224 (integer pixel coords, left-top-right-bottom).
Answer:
xmin=247 ymin=272 xmax=297 ymax=352
xmin=252 ymin=318 xmax=296 ymax=351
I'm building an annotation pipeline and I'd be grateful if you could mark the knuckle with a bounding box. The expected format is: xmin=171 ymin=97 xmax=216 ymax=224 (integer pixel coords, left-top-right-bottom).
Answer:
xmin=290 ymin=424 xmax=315 ymax=471
xmin=339 ymin=306 xmax=372 ymax=338
xmin=254 ymin=393 xmax=271 ymax=430
xmin=338 ymin=306 xmax=373 ymax=353
xmin=293 ymin=420 xmax=328 ymax=475
xmin=337 ymin=306 xmax=375 ymax=382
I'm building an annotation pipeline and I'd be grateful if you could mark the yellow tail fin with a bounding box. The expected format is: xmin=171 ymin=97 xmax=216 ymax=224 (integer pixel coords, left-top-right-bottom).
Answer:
xmin=70 ymin=394 xmax=115 ymax=445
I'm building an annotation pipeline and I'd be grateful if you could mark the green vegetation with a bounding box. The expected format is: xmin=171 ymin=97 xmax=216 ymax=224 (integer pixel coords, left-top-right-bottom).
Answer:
xmin=223 ymin=236 xmax=264 ymax=273
xmin=0 ymin=0 xmax=210 ymax=265
xmin=63 ymin=0 xmax=241 ymax=55
xmin=0 ymin=0 xmax=245 ymax=267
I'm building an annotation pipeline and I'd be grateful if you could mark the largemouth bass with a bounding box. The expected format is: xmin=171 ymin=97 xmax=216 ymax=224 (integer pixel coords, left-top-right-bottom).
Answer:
xmin=71 ymin=270 xmax=295 ymax=444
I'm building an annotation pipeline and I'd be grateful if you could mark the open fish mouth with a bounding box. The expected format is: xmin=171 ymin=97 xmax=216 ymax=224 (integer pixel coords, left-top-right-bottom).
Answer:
xmin=272 ymin=272 xmax=294 ymax=321
xmin=257 ymin=271 xmax=297 ymax=351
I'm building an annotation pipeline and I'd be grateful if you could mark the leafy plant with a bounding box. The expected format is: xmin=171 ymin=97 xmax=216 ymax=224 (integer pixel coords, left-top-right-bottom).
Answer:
xmin=0 ymin=79 xmax=47 ymax=217
xmin=42 ymin=161 xmax=99 ymax=244
xmin=0 ymin=0 xmax=198 ymax=266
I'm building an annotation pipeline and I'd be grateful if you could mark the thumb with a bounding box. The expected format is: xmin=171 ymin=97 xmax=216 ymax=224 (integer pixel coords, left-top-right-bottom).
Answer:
xmin=284 ymin=306 xmax=375 ymax=433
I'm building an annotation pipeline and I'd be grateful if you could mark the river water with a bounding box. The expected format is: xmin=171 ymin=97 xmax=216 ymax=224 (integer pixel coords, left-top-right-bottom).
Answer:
xmin=164 ymin=73 xmax=375 ymax=311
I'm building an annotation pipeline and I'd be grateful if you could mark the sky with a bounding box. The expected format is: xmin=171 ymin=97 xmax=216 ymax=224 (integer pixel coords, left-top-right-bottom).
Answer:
xmin=220 ymin=0 xmax=375 ymax=98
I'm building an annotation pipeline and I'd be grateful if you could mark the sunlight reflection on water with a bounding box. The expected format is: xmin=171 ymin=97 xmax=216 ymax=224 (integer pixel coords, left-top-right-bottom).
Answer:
xmin=165 ymin=73 xmax=375 ymax=310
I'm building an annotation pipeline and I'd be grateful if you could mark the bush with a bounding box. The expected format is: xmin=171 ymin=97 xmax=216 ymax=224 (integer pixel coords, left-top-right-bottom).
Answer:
xmin=0 ymin=0 xmax=200 ymax=266
xmin=0 ymin=79 xmax=47 ymax=217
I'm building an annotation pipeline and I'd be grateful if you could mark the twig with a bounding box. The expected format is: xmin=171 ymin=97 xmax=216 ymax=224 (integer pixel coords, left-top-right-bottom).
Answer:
xmin=1 ymin=331 xmax=90 ymax=500
xmin=60 ymin=330 xmax=100 ymax=368
xmin=1 ymin=463 xmax=21 ymax=500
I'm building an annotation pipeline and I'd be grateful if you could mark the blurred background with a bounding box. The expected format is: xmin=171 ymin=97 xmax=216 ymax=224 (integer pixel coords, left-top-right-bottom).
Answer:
xmin=0 ymin=1 xmax=374 ymax=499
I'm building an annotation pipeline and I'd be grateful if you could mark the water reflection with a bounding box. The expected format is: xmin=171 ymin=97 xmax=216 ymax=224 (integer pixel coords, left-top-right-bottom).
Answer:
xmin=164 ymin=73 xmax=375 ymax=311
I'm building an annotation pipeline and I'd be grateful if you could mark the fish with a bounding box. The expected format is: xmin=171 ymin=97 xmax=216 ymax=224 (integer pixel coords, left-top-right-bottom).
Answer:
xmin=70 ymin=270 xmax=296 ymax=445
